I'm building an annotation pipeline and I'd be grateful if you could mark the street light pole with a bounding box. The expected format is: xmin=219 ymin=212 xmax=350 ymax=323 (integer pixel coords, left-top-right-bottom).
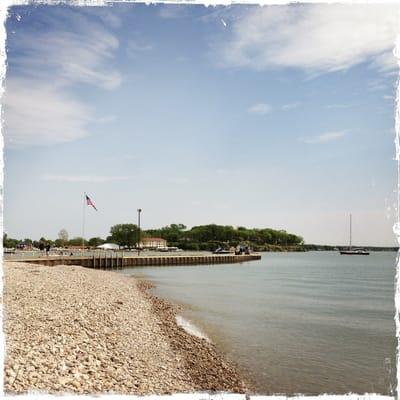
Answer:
xmin=137 ymin=208 xmax=142 ymax=256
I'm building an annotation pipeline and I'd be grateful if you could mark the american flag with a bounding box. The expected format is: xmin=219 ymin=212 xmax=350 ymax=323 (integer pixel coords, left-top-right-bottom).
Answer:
xmin=85 ymin=194 xmax=98 ymax=211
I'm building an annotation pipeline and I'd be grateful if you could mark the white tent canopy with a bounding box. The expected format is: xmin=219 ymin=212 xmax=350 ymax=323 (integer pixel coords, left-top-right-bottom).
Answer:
xmin=97 ymin=243 xmax=120 ymax=250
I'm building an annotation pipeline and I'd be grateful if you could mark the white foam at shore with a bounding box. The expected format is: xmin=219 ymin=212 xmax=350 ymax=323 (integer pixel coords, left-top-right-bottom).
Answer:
xmin=175 ymin=315 xmax=211 ymax=342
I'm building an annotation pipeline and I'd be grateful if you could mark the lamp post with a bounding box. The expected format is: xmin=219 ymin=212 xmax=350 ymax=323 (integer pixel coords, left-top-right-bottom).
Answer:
xmin=137 ymin=208 xmax=142 ymax=256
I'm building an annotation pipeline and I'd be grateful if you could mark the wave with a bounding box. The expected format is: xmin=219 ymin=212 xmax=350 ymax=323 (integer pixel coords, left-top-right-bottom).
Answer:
xmin=175 ymin=315 xmax=211 ymax=342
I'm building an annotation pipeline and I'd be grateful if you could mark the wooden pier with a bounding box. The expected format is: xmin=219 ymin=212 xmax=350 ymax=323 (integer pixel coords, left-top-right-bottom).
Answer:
xmin=14 ymin=254 xmax=261 ymax=269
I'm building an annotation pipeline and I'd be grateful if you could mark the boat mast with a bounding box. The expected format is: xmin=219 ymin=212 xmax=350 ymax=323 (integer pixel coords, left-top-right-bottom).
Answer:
xmin=349 ymin=213 xmax=352 ymax=249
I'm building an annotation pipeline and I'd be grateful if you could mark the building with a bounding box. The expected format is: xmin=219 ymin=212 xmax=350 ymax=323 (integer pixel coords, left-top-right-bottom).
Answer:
xmin=141 ymin=237 xmax=167 ymax=249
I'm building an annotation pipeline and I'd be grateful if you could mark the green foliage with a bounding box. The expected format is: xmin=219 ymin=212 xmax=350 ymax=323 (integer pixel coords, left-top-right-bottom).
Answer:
xmin=53 ymin=239 xmax=64 ymax=247
xmin=7 ymin=223 xmax=303 ymax=252
xmin=145 ymin=224 xmax=187 ymax=243
xmin=38 ymin=237 xmax=54 ymax=246
xmin=3 ymin=233 xmax=19 ymax=249
xmin=68 ymin=237 xmax=87 ymax=246
xmin=144 ymin=223 xmax=303 ymax=251
xmin=303 ymin=244 xmax=336 ymax=251
xmin=188 ymin=225 xmax=235 ymax=242
xmin=88 ymin=237 xmax=105 ymax=247
xmin=109 ymin=224 xmax=139 ymax=248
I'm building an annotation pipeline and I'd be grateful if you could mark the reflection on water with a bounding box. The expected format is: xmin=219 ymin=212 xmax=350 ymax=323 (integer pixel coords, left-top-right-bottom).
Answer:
xmin=119 ymin=251 xmax=396 ymax=395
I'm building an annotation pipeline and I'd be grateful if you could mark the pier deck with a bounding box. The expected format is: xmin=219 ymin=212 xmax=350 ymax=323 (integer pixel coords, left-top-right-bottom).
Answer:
xmin=11 ymin=253 xmax=261 ymax=269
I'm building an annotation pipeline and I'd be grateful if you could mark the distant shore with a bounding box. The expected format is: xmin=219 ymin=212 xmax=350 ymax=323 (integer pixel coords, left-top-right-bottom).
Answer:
xmin=4 ymin=261 xmax=248 ymax=395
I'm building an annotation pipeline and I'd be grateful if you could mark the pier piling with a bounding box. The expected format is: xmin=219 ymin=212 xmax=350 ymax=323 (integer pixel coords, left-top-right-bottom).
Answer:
xmin=15 ymin=253 xmax=261 ymax=269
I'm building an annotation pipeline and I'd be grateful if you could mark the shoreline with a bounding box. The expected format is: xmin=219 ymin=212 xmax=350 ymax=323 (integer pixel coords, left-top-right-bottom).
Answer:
xmin=4 ymin=261 xmax=250 ymax=395
xmin=135 ymin=278 xmax=252 ymax=393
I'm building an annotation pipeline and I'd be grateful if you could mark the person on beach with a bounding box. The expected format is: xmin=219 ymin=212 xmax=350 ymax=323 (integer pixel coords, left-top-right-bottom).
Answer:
xmin=45 ymin=244 xmax=50 ymax=256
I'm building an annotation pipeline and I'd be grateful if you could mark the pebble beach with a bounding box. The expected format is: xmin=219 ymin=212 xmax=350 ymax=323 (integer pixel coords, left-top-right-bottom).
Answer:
xmin=3 ymin=261 xmax=248 ymax=395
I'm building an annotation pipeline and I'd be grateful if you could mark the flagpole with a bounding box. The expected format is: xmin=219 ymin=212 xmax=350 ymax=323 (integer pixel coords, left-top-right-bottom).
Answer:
xmin=82 ymin=192 xmax=86 ymax=252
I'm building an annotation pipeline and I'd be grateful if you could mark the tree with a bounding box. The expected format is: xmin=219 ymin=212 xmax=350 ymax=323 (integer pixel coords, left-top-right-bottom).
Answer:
xmin=188 ymin=224 xmax=235 ymax=243
xmin=88 ymin=237 xmax=105 ymax=247
xmin=3 ymin=233 xmax=19 ymax=249
xmin=108 ymin=222 xmax=303 ymax=250
xmin=159 ymin=224 xmax=187 ymax=242
xmin=58 ymin=229 xmax=69 ymax=246
xmin=39 ymin=237 xmax=53 ymax=246
xmin=54 ymin=239 xmax=63 ymax=247
xmin=68 ymin=237 xmax=87 ymax=246
xmin=109 ymin=224 xmax=139 ymax=248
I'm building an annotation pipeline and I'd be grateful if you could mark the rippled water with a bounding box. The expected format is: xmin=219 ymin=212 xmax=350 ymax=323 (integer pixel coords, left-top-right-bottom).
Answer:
xmin=119 ymin=251 xmax=397 ymax=395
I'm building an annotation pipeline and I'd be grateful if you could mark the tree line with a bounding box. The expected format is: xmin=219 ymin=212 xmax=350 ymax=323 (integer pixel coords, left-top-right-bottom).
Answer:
xmin=145 ymin=224 xmax=304 ymax=251
xmin=4 ymin=223 xmax=304 ymax=252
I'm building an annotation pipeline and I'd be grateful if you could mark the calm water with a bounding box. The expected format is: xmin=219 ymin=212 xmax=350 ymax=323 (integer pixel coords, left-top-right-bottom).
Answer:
xmin=119 ymin=251 xmax=397 ymax=395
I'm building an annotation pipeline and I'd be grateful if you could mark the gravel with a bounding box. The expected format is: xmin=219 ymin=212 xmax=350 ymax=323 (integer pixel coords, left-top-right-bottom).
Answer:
xmin=3 ymin=261 xmax=248 ymax=395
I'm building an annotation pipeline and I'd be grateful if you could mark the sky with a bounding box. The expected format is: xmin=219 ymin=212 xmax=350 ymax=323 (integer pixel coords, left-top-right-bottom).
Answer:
xmin=2 ymin=3 xmax=400 ymax=246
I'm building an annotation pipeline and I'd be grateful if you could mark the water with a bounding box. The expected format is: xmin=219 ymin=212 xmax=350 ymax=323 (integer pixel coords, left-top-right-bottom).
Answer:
xmin=119 ymin=251 xmax=397 ymax=395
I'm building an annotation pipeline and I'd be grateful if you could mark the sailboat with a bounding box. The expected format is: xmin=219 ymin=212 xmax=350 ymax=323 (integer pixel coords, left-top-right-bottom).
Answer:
xmin=340 ymin=214 xmax=370 ymax=255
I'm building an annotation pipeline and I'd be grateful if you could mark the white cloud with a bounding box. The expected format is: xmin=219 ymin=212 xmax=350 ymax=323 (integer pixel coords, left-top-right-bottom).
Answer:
xmin=3 ymin=79 xmax=91 ymax=148
xmin=10 ymin=8 xmax=121 ymax=90
xmin=248 ymin=101 xmax=300 ymax=114
xmin=383 ymin=94 xmax=395 ymax=101
xmin=281 ymin=102 xmax=301 ymax=110
xmin=126 ymin=40 xmax=154 ymax=59
xmin=12 ymin=33 xmax=120 ymax=90
xmin=5 ymin=7 xmax=121 ymax=148
xmin=42 ymin=174 xmax=132 ymax=183
xmin=80 ymin=7 xmax=123 ymax=28
xmin=214 ymin=4 xmax=399 ymax=75
xmin=301 ymin=131 xmax=348 ymax=144
xmin=96 ymin=115 xmax=116 ymax=124
xmin=248 ymin=103 xmax=273 ymax=114
xmin=367 ymin=79 xmax=389 ymax=92
xmin=324 ymin=103 xmax=354 ymax=109
xmin=371 ymin=50 xmax=398 ymax=74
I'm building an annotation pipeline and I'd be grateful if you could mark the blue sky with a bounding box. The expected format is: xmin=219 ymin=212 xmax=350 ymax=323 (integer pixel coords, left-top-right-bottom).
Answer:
xmin=3 ymin=3 xmax=399 ymax=246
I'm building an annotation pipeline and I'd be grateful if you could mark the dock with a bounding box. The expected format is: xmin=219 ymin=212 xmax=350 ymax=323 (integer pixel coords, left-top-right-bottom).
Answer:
xmin=12 ymin=253 xmax=261 ymax=269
